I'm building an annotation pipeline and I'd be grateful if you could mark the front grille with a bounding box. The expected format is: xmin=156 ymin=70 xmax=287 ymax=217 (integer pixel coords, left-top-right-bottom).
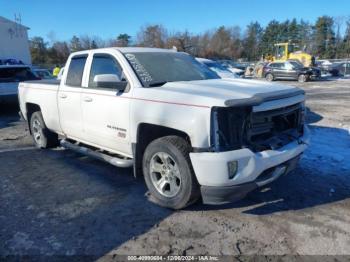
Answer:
xmin=210 ymin=102 xmax=304 ymax=152
xmin=246 ymin=103 xmax=304 ymax=151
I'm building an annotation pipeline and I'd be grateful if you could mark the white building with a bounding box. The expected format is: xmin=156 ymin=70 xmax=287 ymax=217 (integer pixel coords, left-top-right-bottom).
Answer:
xmin=0 ymin=16 xmax=31 ymax=64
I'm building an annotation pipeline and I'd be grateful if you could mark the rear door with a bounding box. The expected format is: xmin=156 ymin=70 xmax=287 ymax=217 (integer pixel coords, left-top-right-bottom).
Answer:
xmin=58 ymin=55 xmax=87 ymax=139
xmin=80 ymin=53 xmax=131 ymax=155
xmin=270 ymin=63 xmax=284 ymax=78
xmin=278 ymin=63 xmax=291 ymax=78
xmin=284 ymin=62 xmax=298 ymax=79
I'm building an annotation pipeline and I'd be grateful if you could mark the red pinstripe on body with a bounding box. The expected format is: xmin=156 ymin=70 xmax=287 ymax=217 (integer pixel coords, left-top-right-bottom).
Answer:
xmin=24 ymin=86 xmax=210 ymax=109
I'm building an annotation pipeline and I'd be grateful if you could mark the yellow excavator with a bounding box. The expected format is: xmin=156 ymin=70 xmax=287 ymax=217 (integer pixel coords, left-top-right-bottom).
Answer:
xmin=268 ymin=42 xmax=315 ymax=67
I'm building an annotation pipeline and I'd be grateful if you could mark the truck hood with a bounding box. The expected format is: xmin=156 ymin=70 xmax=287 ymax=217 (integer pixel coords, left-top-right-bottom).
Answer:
xmin=154 ymin=78 xmax=304 ymax=107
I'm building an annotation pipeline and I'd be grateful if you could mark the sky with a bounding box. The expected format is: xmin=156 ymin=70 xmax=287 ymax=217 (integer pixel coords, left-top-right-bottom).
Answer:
xmin=1 ymin=0 xmax=350 ymax=43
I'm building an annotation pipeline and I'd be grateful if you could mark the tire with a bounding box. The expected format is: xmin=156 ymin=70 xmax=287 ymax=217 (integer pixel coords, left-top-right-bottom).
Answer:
xmin=265 ymin=73 xmax=274 ymax=81
xmin=298 ymin=74 xmax=307 ymax=82
xmin=30 ymin=111 xmax=59 ymax=148
xmin=143 ymin=136 xmax=200 ymax=209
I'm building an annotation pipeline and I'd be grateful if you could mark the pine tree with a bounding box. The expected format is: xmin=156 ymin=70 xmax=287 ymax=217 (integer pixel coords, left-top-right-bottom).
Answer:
xmin=70 ymin=35 xmax=83 ymax=52
xmin=341 ymin=20 xmax=350 ymax=58
xmin=314 ymin=16 xmax=336 ymax=58
xmin=260 ymin=20 xmax=281 ymax=56
xmin=242 ymin=22 xmax=263 ymax=61
xmin=29 ymin=37 xmax=48 ymax=64
xmin=116 ymin=34 xmax=131 ymax=47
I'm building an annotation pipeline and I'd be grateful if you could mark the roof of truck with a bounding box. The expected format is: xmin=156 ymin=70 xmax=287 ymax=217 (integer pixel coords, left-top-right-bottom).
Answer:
xmin=71 ymin=47 xmax=178 ymax=56
xmin=116 ymin=47 xmax=177 ymax=53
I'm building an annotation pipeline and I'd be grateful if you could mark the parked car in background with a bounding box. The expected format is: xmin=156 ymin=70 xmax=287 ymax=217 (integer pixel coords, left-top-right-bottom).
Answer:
xmin=33 ymin=69 xmax=55 ymax=79
xmin=218 ymin=60 xmax=246 ymax=77
xmin=0 ymin=65 xmax=39 ymax=103
xmin=329 ymin=61 xmax=350 ymax=77
xmin=196 ymin=58 xmax=237 ymax=78
xmin=264 ymin=60 xmax=321 ymax=82
xmin=0 ymin=58 xmax=25 ymax=65
xmin=316 ymin=60 xmax=333 ymax=69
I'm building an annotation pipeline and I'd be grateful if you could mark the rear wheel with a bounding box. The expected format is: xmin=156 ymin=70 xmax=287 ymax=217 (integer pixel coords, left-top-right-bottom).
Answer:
xmin=266 ymin=73 xmax=274 ymax=81
xmin=143 ymin=136 xmax=200 ymax=209
xmin=30 ymin=111 xmax=59 ymax=148
xmin=298 ymin=74 xmax=308 ymax=82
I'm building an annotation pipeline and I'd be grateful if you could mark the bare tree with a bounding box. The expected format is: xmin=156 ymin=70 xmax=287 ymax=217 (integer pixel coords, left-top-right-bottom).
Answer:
xmin=137 ymin=24 xmax=168 ymax=48
xmin=166 ymin=30 xmax=193 ymax=52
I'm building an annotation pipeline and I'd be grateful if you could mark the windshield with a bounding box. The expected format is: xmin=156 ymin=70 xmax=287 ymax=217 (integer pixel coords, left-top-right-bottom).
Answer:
xmin=124 ymin=52 xmax=219 ymax=87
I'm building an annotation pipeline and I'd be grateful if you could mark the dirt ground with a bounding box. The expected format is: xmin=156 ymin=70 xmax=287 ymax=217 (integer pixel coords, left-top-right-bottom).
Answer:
xmin=0 ymin=78 xmax=350 ymax=258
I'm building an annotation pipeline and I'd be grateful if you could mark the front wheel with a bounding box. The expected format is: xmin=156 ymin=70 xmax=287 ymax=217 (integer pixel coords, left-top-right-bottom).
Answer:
xmin=265 ymin=73 xmax=274 ymax=81
xmin=298 ymin=74 xmax=308 ymax=82
xmin=30 ymin=111 xmax=59 ymax=148
xmin=143 ymin=136 xmax=200 ymax=209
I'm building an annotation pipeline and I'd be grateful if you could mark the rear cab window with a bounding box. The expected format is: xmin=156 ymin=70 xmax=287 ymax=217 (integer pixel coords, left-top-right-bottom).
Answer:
xmin=65 ymin=55 xmax=87 ymax=87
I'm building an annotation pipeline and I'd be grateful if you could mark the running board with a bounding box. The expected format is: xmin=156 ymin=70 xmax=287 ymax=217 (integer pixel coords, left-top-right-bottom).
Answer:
xmin=60 ymin=139 xmax=133 ymax=168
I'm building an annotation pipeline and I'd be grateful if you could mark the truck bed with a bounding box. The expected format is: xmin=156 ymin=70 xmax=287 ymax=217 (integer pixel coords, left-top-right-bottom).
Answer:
xmin=18 ymin=80 xmax=61 ymax=133
xmin=25 ymin=79 xmax=60 ymax=85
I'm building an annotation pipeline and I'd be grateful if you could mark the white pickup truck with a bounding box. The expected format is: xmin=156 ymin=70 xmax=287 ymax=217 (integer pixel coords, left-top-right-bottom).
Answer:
xmin=18 ymin=47 xmax=309 ymax=209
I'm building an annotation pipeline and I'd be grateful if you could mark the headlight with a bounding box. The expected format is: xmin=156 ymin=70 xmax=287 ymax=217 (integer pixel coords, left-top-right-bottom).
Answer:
xmin=210 ymin=106 xmax=251 ymax=152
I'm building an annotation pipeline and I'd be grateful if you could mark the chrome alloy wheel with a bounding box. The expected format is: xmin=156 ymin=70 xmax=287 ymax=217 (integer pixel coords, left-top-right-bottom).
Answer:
xmin=149 ymin=152 xmax=181 ymax=197
xmin=32 ymin=118 xmax=43 ymax=144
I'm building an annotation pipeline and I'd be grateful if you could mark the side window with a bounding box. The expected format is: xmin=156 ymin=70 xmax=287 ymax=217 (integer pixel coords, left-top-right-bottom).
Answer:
xmin=66 ymin=56 xmax=87 ymax=87
xmin=89 ymin=55 xmax=123 ymax=88
xmin=284 ymin=63 xmax=293 ymax=70
xmin=275 ymin=63 xmax=283 ymax=69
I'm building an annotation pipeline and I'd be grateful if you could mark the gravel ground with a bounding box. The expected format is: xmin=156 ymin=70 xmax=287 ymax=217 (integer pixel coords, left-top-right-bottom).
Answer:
xmin=0 ymin=78 xmax=349 ymax=258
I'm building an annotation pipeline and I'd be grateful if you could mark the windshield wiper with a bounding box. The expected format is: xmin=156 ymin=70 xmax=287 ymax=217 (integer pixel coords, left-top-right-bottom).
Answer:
xmin=148 ymin=81 xmax=168 ymax=87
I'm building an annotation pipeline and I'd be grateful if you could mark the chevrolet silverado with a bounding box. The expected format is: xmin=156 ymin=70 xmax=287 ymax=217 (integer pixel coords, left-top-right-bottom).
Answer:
xmin=18 ymin=47 xmax=309 ymax=209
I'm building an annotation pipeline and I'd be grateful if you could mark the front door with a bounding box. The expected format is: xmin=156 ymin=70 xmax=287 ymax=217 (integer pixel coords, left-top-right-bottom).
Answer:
xmin=81 ymin=54 xmax=131 ymax=156
xmin=272 ymin=63 xmax=286 ymax=78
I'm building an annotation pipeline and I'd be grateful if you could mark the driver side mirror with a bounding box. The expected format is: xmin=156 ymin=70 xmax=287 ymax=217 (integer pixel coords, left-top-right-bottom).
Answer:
xmin=93 ymin=74 xmax=128 ymax=91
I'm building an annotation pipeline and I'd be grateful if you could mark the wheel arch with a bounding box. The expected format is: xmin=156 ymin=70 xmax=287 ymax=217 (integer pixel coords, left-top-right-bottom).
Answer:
xmin=132 ymin=123 xmax=192 ymax=178
xmin=26 ymin=103 xmax=41 ymax=134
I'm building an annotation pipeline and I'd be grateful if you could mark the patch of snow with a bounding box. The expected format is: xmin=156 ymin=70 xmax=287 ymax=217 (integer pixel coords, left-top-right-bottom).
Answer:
xmin=302 ymin=126 xmax=350 ymax=174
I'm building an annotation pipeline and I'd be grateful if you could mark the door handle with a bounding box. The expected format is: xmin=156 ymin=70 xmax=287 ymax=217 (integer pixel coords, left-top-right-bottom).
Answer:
xmin=83 ymin=96 xmax=93 ymax=102
xmin=59 ymin=93 xmax=67 ymax=99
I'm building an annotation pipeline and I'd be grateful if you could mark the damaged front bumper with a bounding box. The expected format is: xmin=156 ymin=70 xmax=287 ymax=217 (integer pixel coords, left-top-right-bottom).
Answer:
xmin=189 ymin=126 xmax=310 ymax=205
